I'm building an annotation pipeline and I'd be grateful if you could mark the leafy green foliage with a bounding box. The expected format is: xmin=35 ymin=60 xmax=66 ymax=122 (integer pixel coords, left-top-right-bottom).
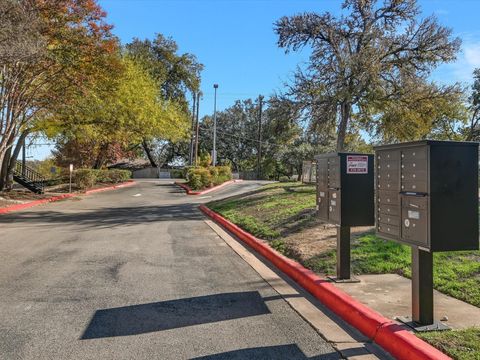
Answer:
xmin=185 ymin=165 xmax=233 ymax=190
xmin=74 ymin=169 xmax=131 ymax=190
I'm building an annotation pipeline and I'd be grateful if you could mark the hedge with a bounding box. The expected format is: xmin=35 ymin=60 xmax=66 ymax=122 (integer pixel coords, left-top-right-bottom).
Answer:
xmin=74 ymin=169 xmax=131 ymax=190
xmin=186 ymin=166 xmax=232 ymax=190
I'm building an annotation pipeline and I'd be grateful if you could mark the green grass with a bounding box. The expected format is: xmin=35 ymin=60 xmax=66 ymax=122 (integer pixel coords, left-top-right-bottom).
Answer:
xmin=209 ymin=182 xmax=317 ymax=239
xmin=419 ymin=328 xmax=480 ymax=360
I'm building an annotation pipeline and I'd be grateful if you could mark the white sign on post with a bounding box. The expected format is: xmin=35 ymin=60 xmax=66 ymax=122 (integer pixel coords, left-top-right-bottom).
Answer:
xmin=346 ymin=155 xmax=368 ymax=174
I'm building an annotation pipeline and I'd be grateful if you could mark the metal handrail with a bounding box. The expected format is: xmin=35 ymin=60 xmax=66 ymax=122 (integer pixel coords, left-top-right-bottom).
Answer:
xmin=13 ymin=161 xmax=45 ymax=191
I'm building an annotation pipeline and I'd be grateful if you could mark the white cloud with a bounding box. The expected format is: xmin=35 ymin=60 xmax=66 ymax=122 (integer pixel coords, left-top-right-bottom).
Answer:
xmin=433 ymin=39 xmax=480 ymax=84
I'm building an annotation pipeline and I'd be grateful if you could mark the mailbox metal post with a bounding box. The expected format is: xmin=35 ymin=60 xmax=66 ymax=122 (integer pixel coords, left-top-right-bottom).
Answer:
xmin=336 ymin=226 xmax=351 ymax=280
xmin=411 ymin=246 xmax=433 ymax=325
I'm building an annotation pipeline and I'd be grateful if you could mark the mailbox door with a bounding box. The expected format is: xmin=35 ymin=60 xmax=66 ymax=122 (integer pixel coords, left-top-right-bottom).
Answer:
xmin=328 ymin=189 xmax=341 ymax=224
xmin=401 ymin=146 xmax=428 ymax=194
xmin=400 ymin=195 xmax=429 ymax=247
xmin=328 ymin=157 xmax=340 ymax=189
xmin=317 ymin=159 xmax=329 ymax=221
xmin=317 ymin=159 xmax=328 ymax=189
xmin=317 ymin=189 xmax=329 ymax=220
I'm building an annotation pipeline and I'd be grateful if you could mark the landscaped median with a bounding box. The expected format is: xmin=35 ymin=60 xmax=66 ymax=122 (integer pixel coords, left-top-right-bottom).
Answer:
xmin=175 ymin=179 xmax=242 ymax=195
xmin=0 ymin=181 xmax=135 ymax=215
xmin=200 ymin=204 xmax=450 ymax=360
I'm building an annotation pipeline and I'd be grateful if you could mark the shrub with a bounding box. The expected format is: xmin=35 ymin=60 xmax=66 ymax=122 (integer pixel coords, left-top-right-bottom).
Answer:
xmin=186 ymin=165 xmax=232 ymax=190
xmin=216 ymin=165 xmax=232 ymax=178
xmin=74 ymin=169 xmax=131 ymax=190
xmin=74 ymin=169 xmax=97 ymax=190
xmin=170 ymin=169 xmax=184 ymax=179
xmin=279 ymin=176 xmax=290 ymax=182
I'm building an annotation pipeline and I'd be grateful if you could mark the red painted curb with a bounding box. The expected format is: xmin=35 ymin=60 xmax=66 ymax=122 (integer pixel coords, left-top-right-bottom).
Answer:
xmin=0 ymin=181 xmax=136 ymax=215
xmin=175 ymin=179 xmax=243 ymax=195
xmin=199 ymin=205 xmax=451 ymax=360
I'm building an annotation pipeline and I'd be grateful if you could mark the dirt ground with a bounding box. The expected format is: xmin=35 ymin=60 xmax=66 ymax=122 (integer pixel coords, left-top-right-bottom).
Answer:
xmin=282 ymin=218 xmax=373 ymax=261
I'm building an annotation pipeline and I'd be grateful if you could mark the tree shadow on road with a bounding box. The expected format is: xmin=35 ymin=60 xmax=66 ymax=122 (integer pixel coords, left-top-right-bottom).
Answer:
xmin=81 ymin=291 xmax=270 ymax=339
xmin=191 ymin=344 xmax=343 ymax=360
xmin=0 ymin=203 xmax=205 ymax=229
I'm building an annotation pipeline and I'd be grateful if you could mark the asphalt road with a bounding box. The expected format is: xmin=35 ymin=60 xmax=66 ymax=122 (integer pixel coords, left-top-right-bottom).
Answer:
xmin=0 ymin=180 xmax=341 ymax=360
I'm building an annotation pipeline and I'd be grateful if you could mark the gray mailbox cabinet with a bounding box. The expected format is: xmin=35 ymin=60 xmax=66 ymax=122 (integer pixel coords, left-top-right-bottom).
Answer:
xmin=315 ymin=152 xmax=374 ymax=226
xmin=374 ymin=140 xmax=479 ymax=252
xmin=374 ymin=140 xmax=479 ymax=328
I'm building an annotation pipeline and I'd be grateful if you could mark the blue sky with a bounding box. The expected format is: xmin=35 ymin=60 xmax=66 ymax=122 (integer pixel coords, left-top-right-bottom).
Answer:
xmin=31 ymin=0 xmax=480 ymax=159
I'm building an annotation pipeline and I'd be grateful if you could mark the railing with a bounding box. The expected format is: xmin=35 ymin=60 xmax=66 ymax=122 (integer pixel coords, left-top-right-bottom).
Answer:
xmin=13 ymin=161 xmax=45 ymax=191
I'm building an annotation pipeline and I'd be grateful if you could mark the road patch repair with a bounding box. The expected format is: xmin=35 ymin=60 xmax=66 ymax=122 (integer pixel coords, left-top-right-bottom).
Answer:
xmin=0 ymin=181 xmax=135 ymax=214
xmin=175 ymin=179 xmax=242 ymax=195
xmin=200 ymin=204 xmax=451 ymax=360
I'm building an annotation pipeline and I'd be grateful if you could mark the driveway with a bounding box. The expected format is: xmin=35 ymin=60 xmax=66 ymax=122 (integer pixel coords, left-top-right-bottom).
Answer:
xmin=0 ymin=180 xmax=341 ymax=359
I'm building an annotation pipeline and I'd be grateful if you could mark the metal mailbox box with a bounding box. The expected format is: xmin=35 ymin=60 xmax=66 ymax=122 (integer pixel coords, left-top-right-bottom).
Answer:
xmin=374 ymin=140 xmax=479 ymax=252
xmin=315 ymin=152 xmax=374 ymax=227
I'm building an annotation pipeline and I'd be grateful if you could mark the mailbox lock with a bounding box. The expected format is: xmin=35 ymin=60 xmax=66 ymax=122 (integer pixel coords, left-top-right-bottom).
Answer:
xmin=404 ymin=219 xmax=410 ymax=227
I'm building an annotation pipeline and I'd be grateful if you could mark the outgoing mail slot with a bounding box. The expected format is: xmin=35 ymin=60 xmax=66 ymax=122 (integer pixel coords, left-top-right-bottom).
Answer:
xmin=377 ymin=190 xmax=400 ymax=206
xmin=401 ymin=195 xmax=427 ymax=210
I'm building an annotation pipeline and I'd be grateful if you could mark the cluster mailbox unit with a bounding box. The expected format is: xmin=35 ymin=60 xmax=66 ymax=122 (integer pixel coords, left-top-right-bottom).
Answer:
xmin=315 ymin=152 xmax=374 ymax=281
xmin=374 ymin=140 xmax=479 ymax=329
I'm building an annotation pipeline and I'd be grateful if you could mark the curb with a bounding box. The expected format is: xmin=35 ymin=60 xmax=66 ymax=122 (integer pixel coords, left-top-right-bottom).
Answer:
xmin=0 ymin=181 xmax=136 ymax=215
xmin=175 ymin=179 xmax=243 ymax=195
xmin=199 ymin=205 xmax=451 ymax=360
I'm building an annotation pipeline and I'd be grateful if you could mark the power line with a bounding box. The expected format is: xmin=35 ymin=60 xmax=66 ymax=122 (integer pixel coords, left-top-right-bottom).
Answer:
xmin=198 ymin=124 xmax=284 ymax=149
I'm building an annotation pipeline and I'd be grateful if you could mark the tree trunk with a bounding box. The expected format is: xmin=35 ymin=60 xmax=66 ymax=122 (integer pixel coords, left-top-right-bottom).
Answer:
xmin=142 ymin=139 xmax=157 ymax=167
xmin=93 ymin=143 xmax=109 ymax=169
xmin=0 ymin=147 xmax=11 ymax=191
xmin=337 ymin=102 xmax=351 ymax=152
xmin=5 ymin=130 xmax=29 ymax=189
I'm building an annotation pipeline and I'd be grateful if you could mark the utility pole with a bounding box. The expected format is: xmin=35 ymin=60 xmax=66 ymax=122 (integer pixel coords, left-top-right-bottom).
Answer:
xmin=257 ymin=95 xmax=263 ymax=180
xmin=189 ymin=92 xmax=196 ymax=165
xmin=194 ymin=92 xmax=201 ymax=166
xmin=213 ymin=84 xmax=218 ymax=166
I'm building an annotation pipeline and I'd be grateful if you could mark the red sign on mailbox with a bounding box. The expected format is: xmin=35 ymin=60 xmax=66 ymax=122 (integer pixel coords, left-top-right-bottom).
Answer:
xmin=346 ymin=155 xmax=368 ymax=174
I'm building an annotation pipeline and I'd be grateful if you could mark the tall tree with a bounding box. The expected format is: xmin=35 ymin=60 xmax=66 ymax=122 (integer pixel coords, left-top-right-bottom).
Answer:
xmin=0 ymin=0 xmax=117 ymax=189
xmin=48 ymin=56 xmax=189 ymax=169
xmin=126 ymin=34 xmax=203 ymax=166
xmin=275 ymin=0 xmax=461 ymax=150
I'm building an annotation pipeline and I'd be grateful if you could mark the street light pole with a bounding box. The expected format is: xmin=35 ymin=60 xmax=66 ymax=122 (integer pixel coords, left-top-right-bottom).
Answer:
xmin=213 ymin=83 xmax=218 ymax=166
